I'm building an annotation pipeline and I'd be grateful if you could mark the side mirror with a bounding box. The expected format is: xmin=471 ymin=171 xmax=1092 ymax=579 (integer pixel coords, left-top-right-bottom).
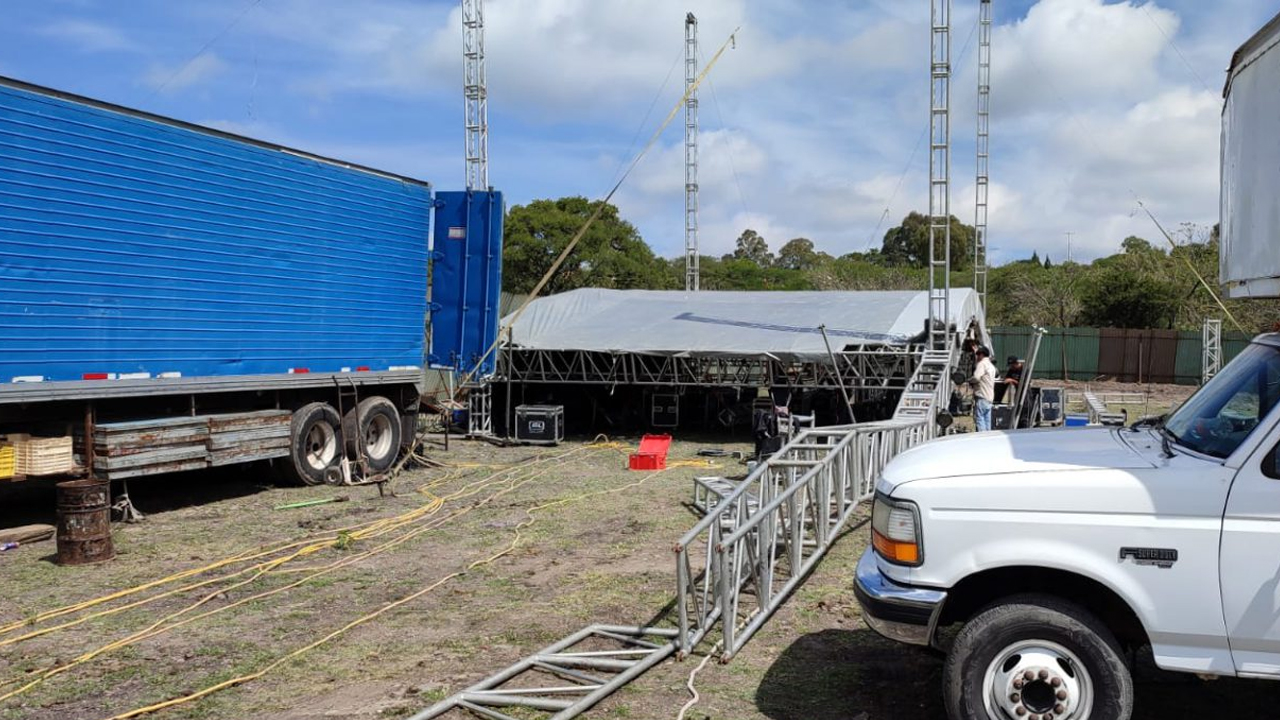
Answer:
xmin=1266 ymin=444 xmax=1280 ymax=480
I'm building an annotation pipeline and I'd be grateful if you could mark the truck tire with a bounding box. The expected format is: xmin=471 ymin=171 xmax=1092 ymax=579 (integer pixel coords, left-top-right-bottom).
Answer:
xmin=943 ymin=594 xmax=1133 ymax=720
xmin=282 ymin=402 xmax=344 ymax=486
xmin=343 ymin=396 xmax=402 ymax=474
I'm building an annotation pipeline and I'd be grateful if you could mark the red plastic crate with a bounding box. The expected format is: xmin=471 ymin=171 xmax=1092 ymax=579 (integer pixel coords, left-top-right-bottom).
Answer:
xmin=628 ymin=434 xmax=671 ymax=471
xmin=628 ymin=452 xmax=665 ymax=470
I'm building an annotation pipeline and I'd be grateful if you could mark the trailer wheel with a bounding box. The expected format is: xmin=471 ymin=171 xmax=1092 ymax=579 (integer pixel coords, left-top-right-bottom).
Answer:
xmin=343 ymin=396 xmax=402 ymax=474
xmin=282 ymin=402 xmax=344 ymax=486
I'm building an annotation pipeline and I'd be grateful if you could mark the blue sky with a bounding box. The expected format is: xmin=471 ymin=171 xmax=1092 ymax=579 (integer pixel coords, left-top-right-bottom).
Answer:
xmin=2 ymin=0 xmax=1275 ymax=265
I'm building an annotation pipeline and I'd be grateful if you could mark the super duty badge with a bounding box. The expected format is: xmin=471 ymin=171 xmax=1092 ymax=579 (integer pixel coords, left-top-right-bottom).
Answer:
xmin=1119 ymin=547 xmax=1178 ymax=569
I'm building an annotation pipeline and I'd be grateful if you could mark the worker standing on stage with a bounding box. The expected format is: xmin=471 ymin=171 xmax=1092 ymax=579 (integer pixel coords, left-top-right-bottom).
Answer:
xmin=969 ymin=346 xmax=998 ymax=432
xmin=993 ymin=355 xmax=1024 ymax=404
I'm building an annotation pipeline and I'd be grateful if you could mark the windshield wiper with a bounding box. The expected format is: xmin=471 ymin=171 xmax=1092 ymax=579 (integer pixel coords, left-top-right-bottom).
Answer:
xmin=1131 ymin=413 xmax=1166 ymax=430
xmin=1158 ymin=426 xmax=1178 ymax=459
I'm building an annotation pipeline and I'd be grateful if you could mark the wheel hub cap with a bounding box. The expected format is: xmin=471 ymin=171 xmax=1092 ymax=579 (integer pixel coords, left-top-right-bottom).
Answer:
xmin=985 ymin=640 xmax=1091 ymax=720
xmin=305 ymin=423 xmax=336 ymax=471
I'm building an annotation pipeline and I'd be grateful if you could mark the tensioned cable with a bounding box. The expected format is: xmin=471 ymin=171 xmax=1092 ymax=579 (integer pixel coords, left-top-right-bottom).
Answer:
xmin=147 ymin=0 xmax=265 ymax=98
xmin=455 ymin=27 xmax=741 ymax=388
xmin=1019 ymin=39 xmax=1245 ymax=332
xmin=863 ymin=14 xmax=981 ymax=252
xmin=698 ymin=51 xmax=751 ymax=220
xmin=1140 ymin=4 xmax=1214 ymax=95
xmin=609 ymin=46 xmax=686 ymax=190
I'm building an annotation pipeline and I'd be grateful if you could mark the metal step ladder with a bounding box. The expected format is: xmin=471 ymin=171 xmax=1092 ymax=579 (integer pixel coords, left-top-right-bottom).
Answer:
xmin=893 ymin=349 xmax=953 ymax=422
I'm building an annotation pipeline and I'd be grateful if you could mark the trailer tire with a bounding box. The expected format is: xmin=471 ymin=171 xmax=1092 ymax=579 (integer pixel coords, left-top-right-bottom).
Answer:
xmin=282 ymin=402 xmax=344 ymax=486
xmin=343 ymin=396 xmax=402 ymax=474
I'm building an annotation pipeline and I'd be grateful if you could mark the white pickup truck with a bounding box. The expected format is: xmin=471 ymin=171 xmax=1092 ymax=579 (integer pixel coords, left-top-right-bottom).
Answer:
xmin=855 ymin=335 xmax=1280 ymax=719
xmin=855 ymin=12 xmax=1280 ymax=720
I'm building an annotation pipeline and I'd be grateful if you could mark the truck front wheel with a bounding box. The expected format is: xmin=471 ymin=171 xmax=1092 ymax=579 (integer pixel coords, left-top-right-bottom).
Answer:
xmin=943 ymin=594 xmax=1133 ymax=720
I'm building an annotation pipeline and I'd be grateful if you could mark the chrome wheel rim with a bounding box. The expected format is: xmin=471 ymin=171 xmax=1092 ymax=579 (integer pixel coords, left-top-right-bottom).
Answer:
xmin=983 ymin=639 xmax=1092 ymax=720
xmin=304 ymin=422 xmax=337 ymax=471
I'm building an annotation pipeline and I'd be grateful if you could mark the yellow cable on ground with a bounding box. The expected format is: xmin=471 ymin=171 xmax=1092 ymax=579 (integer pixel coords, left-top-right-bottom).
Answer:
xmin=98 ymin=463 xmax=677 ymax=720
xmin=0 ymin=446 xmax=609 ymax=702
xmin=0 ymin=446 xmax=584 ymax=643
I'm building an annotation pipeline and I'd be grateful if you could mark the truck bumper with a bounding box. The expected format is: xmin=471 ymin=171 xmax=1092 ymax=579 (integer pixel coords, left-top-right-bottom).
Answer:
xmin=853 ymin=548 xmax=947 ymax=647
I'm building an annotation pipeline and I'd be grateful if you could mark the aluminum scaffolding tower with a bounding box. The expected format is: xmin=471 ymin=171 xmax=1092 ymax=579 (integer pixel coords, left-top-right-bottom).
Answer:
xmin=684 ymin=12 xmax=700 ymax=292
xmin=928 ymin=0 xmax=953 ymax=350
xmin=1203 ymin=317 xmax=1223 ymax=384
xmin=973 ymin=0 xmax=991 ymax=309
xmin=463 ymin=0 xmax=488 ymax=191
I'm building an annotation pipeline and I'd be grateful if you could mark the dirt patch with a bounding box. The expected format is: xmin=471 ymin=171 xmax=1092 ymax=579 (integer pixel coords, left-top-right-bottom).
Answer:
xmin=1 ymin=432 xmax=1276 ymax=720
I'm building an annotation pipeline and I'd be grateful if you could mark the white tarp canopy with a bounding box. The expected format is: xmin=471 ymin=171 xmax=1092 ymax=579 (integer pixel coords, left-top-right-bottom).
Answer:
xmin=504 ymin=288 xmax=985 ymax=362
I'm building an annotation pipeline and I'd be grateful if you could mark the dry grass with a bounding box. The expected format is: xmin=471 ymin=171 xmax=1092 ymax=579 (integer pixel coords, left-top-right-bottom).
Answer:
xmin=0 ymin=403 xmax=1276 ymax=720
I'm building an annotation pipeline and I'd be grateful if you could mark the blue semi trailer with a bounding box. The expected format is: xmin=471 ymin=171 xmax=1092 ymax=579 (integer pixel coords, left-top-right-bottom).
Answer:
xmin=0 ymin=77 xmax=502 ymax=485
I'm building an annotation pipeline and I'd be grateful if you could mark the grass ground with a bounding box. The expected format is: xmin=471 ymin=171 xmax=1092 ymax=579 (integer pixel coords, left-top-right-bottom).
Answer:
xmin=0 ymin=385 xmax=1276 ymax=720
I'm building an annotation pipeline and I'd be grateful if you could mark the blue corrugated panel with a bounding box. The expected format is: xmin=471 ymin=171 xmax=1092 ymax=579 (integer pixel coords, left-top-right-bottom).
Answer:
xmin=429 ymin=190 xmax=504 ymax=377
xmin=0 ymin=80 xmax=432 ymax=382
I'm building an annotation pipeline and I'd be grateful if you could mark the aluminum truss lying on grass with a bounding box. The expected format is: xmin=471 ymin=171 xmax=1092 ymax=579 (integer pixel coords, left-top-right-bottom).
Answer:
xmin=409 ymin=625 xmax=679 ymax=720
xmin=415 ymin=342 xmax=958 ymax=718
xmin=674 ymin=418 xmax=934 ymax=660
xmin=497 ymin=346 xmax=921 ymax=391
xmin=675 ymin=345 xmax=953 ymax=660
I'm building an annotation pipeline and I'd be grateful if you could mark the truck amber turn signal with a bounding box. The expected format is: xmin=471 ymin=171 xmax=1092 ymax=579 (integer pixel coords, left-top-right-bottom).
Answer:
xmin=872 ymin=495 xmax=922 ymax=565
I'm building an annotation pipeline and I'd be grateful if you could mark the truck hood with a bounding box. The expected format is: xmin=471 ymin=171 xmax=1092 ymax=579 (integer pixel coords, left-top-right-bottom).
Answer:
xmin=878 ymin=427 xmax=1156 ymax=492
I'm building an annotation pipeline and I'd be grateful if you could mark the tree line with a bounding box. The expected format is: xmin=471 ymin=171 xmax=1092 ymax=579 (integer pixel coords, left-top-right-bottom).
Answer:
xmin=500 ymin=196 xmax=1280 ymax=332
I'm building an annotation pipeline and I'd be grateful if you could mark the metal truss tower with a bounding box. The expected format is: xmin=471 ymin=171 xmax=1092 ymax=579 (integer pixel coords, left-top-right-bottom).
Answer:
xmin=1203 ymin=317 xmax=1223 ymax=384
xmin=974 ymin=0 xmax=991 ymax=310
xmin=684 ymin=12 xmax=700 ymax=292
xmin=928 ymin=0 xmax=952 ymax=350
xmin=463 ymin=0 xmax=488 ymax=190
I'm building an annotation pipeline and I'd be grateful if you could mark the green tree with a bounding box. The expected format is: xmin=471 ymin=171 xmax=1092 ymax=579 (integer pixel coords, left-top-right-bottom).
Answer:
xmin=501 ymin=197 xmax=670 ymax=294
xmin=880 ymin=212 xmax=975 ymax=270
xmin=776 ymin=237 xmax=820 ymax=271
xmin=1080 ymin=268 xmax=1179 ymax=328
xmin=726 ymin=229 xmax=774 ymax=267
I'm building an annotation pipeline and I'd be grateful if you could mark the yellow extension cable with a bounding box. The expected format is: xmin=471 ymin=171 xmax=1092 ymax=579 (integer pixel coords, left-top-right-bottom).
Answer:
xmin=0 ymin=447 xmax=601 ymax=702
xmin=101 ymin=462 xmax=676 ymax=720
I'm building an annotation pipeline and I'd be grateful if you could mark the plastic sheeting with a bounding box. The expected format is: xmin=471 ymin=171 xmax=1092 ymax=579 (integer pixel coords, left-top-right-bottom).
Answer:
xmin=1221 ymin=12 xmax=1280 ymax=298
xmin=505 ymin=288 xmax=985 ymax=362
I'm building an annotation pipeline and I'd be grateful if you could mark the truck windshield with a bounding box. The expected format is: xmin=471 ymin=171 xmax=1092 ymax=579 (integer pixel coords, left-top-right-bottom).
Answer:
xmin=1164 ymin=342 xmax=1280 ymax=458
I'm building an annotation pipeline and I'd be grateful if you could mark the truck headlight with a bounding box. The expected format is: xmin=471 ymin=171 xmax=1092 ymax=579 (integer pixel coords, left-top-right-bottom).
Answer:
xmin=872 ymin=494 xmax=923 ymax=566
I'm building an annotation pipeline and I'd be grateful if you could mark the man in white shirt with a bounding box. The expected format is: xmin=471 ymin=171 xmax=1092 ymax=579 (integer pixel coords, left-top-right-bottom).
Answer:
xmin=969 ymin=345 xmax=997 ymax=432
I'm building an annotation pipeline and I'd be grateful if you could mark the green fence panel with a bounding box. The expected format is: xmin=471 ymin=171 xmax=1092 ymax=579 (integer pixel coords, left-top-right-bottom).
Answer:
xmin=1056 ymin=327 xmax=1101 ymax=381
xmin=1224 ymin=331 xmax=1253 ymax=365
xmin=990 ymin=327 xmax=1102 ymax=382
xmin=991 ymin=327 xmax=1260 ymax=386
xmin=1174 ymin=330 xmax=1202 ymax=385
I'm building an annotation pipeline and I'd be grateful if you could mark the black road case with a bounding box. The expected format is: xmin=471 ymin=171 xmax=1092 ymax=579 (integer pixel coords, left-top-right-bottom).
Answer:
xmin=515 ymin=405 xmax=565 ymax=445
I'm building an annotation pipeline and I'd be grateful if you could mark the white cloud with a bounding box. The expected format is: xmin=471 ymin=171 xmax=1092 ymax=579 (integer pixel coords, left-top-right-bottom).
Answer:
xmin=144 ymin=53 xmax=227 ymax=93
xmin=987 ymin=0 xmax=1179 ymax=117
xmin=39 ymin=20 xmax=137 ymax=53
xmin=180 ymin=0 xmax=1264 ymax=265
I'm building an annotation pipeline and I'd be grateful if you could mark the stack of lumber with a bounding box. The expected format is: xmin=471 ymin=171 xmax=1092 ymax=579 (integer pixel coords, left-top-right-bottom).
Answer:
xmin=93 ymin=417 xmax=209 ymax=479
xmin=207 ymin=410 xmax=290 ymax=466
xmin=93 ymin=410 xmax=293 ymax=479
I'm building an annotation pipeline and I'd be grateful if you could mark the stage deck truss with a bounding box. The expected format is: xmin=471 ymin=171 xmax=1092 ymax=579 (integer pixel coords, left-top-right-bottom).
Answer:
xmin=496 ymin=345 xmax=923 ymax=391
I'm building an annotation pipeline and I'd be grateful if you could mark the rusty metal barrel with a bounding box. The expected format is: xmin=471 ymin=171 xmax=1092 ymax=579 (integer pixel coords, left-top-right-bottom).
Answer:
xmin=55 ymin=478 xmax=114 ymax=565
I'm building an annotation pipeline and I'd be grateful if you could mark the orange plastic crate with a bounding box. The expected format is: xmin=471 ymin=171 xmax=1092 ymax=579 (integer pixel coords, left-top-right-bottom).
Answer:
xmin=628 ymin=434 xmax=671 ymax=471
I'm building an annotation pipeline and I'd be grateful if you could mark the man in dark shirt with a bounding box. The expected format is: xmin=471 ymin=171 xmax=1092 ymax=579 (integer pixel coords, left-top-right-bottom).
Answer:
xmin=994 ymin=356 xmax=1023 ymax=404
